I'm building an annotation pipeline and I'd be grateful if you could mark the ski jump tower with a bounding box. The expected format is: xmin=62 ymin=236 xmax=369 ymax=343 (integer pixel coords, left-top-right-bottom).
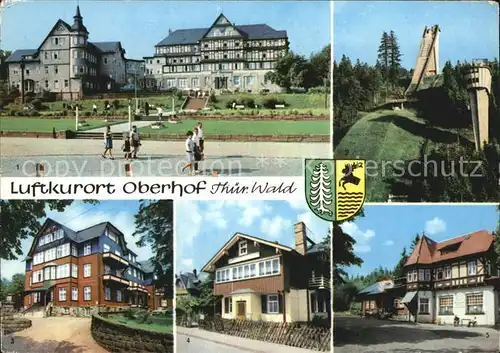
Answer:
xmin=464 ymin=60 xmax=492 ymax=150
xmin=405 ymin=25 xmax=440 ymax=96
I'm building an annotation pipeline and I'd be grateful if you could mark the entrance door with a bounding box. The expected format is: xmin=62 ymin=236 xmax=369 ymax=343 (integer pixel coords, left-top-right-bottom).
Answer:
xmin=214 ymin=77 xmax=220 ymax=89
xmin=237 ymin=301 xmax=246 ymax=319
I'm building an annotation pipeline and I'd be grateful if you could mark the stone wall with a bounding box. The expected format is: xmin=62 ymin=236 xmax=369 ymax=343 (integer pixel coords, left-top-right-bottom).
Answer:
xmin=1 ymin=312 xmax=32 ymax=334
xmin=91 ymin=314 xmax=173 ymax=353
xmin=50 ymin=305 xmax=130 ymax=317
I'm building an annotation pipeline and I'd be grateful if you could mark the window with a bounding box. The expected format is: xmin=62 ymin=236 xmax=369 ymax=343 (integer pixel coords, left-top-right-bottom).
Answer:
xmin=233 ymin=76 xmax=240 ymax=85
xmin=115 ymin=250 xmax=121 ymax=257
xmin=104 ymin=58 xmax=108 ymax=65
xmin=267 ymin=295 xmax=279 ymax=313
xmin=250 ymin=264 xmax=256 ymax=277
xmin=466 ymin=293 xmax=483 ymax=314
xmin=407 ymin=270 xmax=417 ymax=282
xmin=244 ymin=265 xmax=250 ymax=278
xmin=272 ymin=259 xmax=279 ymax=274
xmin=53 ymin=52 xmax=59 ymax=60
xmin=133 ymin=268 xmax=137 ymax=277
xmin=419 ymin=298 xmax=429 ymax=314
xmin=71 ymin=264 xmax=78 ymax=278
xmin=26 ymin=69 xmax=30 ymax=76
xmin=436 ymin=268 xmax=444 ymax=280
xmin=54 ymin=66 xmax=58 ymax=74
xmin=444 ymin=266 xmax=451 ymax=279
xmin=265 ymin=260 xmax=272 ymax=275
xmin=51 ymin=266 xmax=56 ymax=279
xmin=54 ymin=80 xmax=59 ymax=89
xmin=439 ymin=296 xmax=453 ymax=315
xmin=419 ymin=269 xmax=424 ymax=280
xmin=56 ymin=243 xmax=70 ymax=258
xmin=71 ymin=287 xmax=78 ymax=301
xmin=34 ymin=292 xmax=41 ymax=303
xmin=56 ymin=264 xmax=70 ymax=278
xmin=71 ymin=245 xmax=77 ymax=257
xmin=224 ymin=297 xmax=232 ymax=313
xmin=117 ymin=289 xmax=122 ymax=302
xmin=468 ymin=261 xmax=477 ymax=276
xmin=424 ymin=269 xmax=431 ymax=281
xmin=59 ymin=288 xmax=67 ymax=301
xmin=103 ymin=244 xmax=110 ymax=252
xmin=84 ymin=242 xmax=91 ymax=256
xmin=105 ymin=286 xmax=111 ymax=301
xmin=45 ymin=80 xmax=49 ymax=89
xmin=44 ymin=267 xmax=51 ymax=280
xmin=259 ymin=262 xmax=264 ymax=276
xmin=33 ymin=270 xmax=43 ymax=283
xmin=84 ymin=264 xmax=91 ymax=277
xmin=239 ymin=241 xmax=248 ymax=256
xmin=33 ymin=252 xmax=44 ymax=265
xmin=44 ymin=52 xmax=48 ymax=60
xmin=84 ymin=286 xmax=91 ymax=301
xmin=53 ymin=37 xmax=59 ymax=45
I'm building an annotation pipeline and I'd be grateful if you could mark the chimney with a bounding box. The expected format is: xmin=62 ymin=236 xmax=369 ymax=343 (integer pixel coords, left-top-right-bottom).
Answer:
xmin=168 ymin=28 xmax=173 ymax=35
xmin=193 ymin=269 xmax=198 ymax=278
xmin=294 ymin=222 xmax=307 ymax=255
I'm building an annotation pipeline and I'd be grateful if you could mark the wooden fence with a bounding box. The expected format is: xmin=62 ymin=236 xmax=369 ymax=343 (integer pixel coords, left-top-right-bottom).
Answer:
xmin=198 ymin=316 xmax=331 ymax=351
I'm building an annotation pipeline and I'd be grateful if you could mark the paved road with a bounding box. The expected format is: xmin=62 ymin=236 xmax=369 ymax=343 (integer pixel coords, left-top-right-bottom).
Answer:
xmin=176 ymin=327 xmax=322 ymax=353
xmin=334 ymin=314 xmax=499 ymax=353
xmin=1 ymin=317 xmax=109 ymax=353
xmin=0 ymin=138 xmax=328 ymax=176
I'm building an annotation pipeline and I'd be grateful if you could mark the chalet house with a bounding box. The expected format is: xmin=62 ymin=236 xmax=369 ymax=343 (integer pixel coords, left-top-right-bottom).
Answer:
xmin=357 ymin=230 xmax=500 ymax=326
xmin=23 ymin=218 xmax=164 ymax=316
xmin=357 ymin=279 xmax=408 ymax=319
xmin=175 ymin=270 xmax=202 ymax=298
xmin=201 ymin=222 xmax=330 ymax=323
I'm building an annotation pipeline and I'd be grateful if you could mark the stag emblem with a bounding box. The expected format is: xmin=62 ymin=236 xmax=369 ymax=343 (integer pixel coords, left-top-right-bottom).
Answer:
xmin=338 ymin=162 xmax=363 ymax=191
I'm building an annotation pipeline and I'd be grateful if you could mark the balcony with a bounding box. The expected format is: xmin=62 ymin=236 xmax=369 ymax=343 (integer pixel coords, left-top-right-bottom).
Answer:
xmin=102 ymin=252 xmax=129 ymax=268
xmin=103 ymin=270 xmax=129 ymax=286
xmin=309 ymin=276 xmax=331 ymax=289
xmin=126 ymin=282 xmax=149 ymax=294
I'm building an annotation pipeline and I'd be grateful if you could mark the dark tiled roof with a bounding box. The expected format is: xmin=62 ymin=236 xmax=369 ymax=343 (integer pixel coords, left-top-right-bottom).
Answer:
xmin=176 ymin=272 xmax=201 ymax=291
xmin=73 ymin=222 xmax=107 ymax=242
xmin=307 ymin=242 xmax=327 ymax=254
xmin=156 ymin=28 xmax=207 ymax=46
xmin=90 ymin=41 xmax=122 ymax=53
xmin=6 ymin=49 xmax=39 ymax=63
xmin=138 ymin=260 xmax=155 ymax=273
xmin=156 ymin=24 xmax=287 ymax=47
xmin=405 ymin=230 xmax=493 ymax=266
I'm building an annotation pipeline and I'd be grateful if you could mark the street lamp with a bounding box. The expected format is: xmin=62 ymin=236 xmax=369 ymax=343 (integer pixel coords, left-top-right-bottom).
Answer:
xmin=20 ymin=55 xmax=25 ymax=105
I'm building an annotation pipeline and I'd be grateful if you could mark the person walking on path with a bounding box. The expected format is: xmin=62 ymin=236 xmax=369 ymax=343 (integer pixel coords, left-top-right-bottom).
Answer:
xmin=192 ymin=127 xmax=202 ymax=174
xmin=157 ymin=106 xmax=163 ymax=121
xmin=197 ymin=122 xmax=204 ymax=155
xmin=92 ymin=103 xmax=97 ymax=115
xmin=130 ymin=125 xmax=141 ymax=159
xmin=101 ymin=125 xmax=114 ymax=159
xmin=121 ymin=135 xmax=132 ymax=160
xmin=181 ymin=131 xmax=195 ymax=175
xmin=145 ymin=101 xmax=149 ymax=116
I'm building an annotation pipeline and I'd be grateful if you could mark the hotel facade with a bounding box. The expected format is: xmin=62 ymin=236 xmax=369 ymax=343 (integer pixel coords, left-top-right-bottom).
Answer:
xmin=144 ymin=14 xmax=289 ymax=93
xmin=6 ymin=6 xmax=140 ymax=100
xmin=23 ymin=218 xmax=165 ymax=316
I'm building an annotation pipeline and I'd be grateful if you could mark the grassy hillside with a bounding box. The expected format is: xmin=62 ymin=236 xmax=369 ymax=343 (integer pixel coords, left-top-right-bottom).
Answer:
xmin=334 ymin=109 xmax=472 ymax=201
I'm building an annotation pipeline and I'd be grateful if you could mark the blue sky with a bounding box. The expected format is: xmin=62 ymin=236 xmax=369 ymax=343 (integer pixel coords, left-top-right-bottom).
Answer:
xmin=342 ymin=204 xmax=499 ymax=277
xmin=176 ymin=200 xmax=330 ymax=274
xmin=0 ymin=201 xmax=153 ymax=280
xmin=334 ymin=1 xmax=499 ymax=69
xmin=2 ymin=1 xmax=330 ymax=59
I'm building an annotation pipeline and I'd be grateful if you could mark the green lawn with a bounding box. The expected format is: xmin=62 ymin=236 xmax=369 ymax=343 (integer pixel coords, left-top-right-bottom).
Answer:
xmin=334 ymin=109 xmax=470 ymax=201
xmin=198 ymin=108 xmax=328 ymax=116
xmin=108 ymin=313 xmax=173 ymax=333
xmin=139 ymin=119 xmax=329 ymax=135
xmin=0 ymin=117 xmax=124 ymax=132
xmin=211 ymin=93 xmax=328 ymax=110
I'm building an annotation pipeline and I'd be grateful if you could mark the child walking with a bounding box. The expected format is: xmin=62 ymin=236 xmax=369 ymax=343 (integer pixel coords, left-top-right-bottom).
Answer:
xmin=181 ymin=131 xmax=195 ymax=175
xmin=121 ymin=135 xmax=132 ymax=160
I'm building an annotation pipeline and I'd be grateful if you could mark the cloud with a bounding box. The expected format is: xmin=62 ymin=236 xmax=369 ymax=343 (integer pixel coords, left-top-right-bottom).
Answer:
xmin=260 ymin=216 xmax=292 ymax=239
xmin=425 ymin=217 xmax=447 ymax=235
xmin=340 ymin=222 xmax=375 ymax=253
xmin=384 ymin=240 xmax=395 ymax=246
xmin=181 ymin=258 xmax=193 ymax=268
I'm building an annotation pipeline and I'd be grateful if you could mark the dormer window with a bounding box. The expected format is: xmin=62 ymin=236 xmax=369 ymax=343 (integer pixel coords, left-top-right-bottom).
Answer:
xmin=468 ymin=261 xmax=477 ymax=275
xmin=238 ymin=240 xmax=247 ymax=256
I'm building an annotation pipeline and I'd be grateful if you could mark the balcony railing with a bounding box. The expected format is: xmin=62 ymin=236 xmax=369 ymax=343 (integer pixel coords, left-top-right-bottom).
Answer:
xmin=103 ymin=271 xmax=129 ymax=285
xmin=309 ymin=276 xmax=331 ymax=289
xmin=102 ymin=252 xmax=129 ymax=267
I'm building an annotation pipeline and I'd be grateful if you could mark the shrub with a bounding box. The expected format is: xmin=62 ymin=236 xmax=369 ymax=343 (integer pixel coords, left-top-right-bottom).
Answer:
xmin=84 ymin=111 xmax=91 ymax=117
xmin=30 ymin=111 xmax=40 ymax=117
xmin=262 ymin=98 xmax=286 ymax=109
xmin=30 ymin=99 xmax=42 ymax=110
xmin=9 ymin=109 xmax=18 ymax=116
xmin=16 ymin=111 xmax=25 ymax=116
xmin=61 ymin=109 xmax=68 ymax=116
xmin=112 ymin=99 xmax=120 ymax=109
xmin=209 ymin=92 xmax=217 ymax=103
xmin=103 ymin=100 xmax=109 ymax=107
xmin=242 ymin=98 xmax=255 ymax=108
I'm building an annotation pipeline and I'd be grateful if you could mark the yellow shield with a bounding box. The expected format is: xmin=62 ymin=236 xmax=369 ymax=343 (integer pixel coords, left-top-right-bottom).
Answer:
xmin=335 ymin=160 xmax=366 ymax=221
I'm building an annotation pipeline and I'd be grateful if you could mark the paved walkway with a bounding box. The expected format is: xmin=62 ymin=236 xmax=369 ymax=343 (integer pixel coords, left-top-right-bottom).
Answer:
xmin=176 ymin=327 xmax=322 ymax=353
xmin=1 ymin=317 xmax=109 ymax=353
xmin=334 ymin=314 xmax=499 ymax=353
xmin=86 ymin=121 xmax=152 ymax=133
xmin=0 ymin=138 xmax=328 ymax=176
